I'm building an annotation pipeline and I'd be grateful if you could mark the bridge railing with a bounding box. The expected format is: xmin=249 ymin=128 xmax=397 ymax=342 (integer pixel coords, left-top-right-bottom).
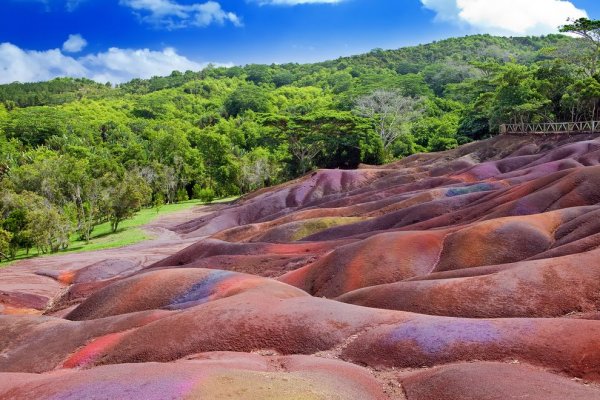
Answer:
xmin=500 ymin=121 xmax=600 ymax=135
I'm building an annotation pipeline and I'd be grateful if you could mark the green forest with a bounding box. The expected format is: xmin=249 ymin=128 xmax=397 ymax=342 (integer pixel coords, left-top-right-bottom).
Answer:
xmin=1 ymin=19 xmax=599 ymax=260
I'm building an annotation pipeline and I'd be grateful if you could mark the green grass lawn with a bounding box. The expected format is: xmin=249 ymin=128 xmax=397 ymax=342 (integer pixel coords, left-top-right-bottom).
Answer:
xmin=0 ymin=197 xmax=236 ymax=268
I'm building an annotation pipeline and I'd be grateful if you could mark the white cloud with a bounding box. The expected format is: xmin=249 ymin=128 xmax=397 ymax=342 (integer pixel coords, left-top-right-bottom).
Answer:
xmin=82 ymin=47 xmax=203 ymax=83
xmin=421 ymin=0 xmax=588 ymax=35
xmin=62 ymin=34 xmax=87 ymax=53
xmin=0 ymin=43 xmax=216 ymax=84
xmin=119 ymin=0 xmax=242 ymax=29
xmin=0 ymin=43 xmax=87 ymax=83
xmin=252 ymin=0 xmax=344 ymax=4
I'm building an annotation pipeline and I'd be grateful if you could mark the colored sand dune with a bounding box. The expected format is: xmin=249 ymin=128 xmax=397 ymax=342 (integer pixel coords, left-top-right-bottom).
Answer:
xmin=3 ymin=133 xmax=600 ymax=398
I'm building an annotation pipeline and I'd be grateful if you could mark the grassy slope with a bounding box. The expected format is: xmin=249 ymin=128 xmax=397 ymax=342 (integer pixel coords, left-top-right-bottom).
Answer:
xmin=0 ymin=198 xmax=234 ymax=267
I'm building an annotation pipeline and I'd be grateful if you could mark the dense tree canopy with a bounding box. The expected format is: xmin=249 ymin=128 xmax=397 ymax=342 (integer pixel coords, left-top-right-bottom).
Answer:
xmin=1 ymin=32 xmax=599 ymax=257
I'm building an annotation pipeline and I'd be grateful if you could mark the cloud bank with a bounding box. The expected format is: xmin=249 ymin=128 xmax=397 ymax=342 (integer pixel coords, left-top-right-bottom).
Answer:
xmin=119 ymin=0 xmax=242 ymax=29
xmin=0 ymin=43 xmax=210 ymax=84
xmin=421 ymin=0 xmax=588 ymax=35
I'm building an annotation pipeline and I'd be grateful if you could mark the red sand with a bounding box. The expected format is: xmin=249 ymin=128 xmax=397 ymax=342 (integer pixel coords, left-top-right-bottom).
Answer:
xmin=3 ymin=134 xmax=600 ymax=398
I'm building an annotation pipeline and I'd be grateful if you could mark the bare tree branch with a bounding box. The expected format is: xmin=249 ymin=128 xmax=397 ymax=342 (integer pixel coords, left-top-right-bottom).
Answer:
xmin=354 ymin=89 xmax=423 ymax=150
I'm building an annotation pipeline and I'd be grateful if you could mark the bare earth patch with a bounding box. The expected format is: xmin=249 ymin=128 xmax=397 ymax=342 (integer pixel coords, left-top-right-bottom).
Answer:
xmin=4 ymin=135 xmax=600 ymax=399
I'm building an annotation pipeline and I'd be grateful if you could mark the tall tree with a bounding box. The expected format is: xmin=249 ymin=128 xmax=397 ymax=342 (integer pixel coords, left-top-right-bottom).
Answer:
xmin=0 ymin=229 xmax=12 ymax=261
xmin=106 ymin=172 xmax=151 ymax=233
xmin=354 ymin=89 xmax=423 ymax=151
xmin=560 ymin=18 xmax=600 ymax=76
xmin=489 ymin=64 xmax=550 ymax=127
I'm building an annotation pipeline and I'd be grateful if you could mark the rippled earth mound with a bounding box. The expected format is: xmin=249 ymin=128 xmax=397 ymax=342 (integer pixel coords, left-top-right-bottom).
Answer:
xmin=3 ymin=134 xmax=600 ymax=399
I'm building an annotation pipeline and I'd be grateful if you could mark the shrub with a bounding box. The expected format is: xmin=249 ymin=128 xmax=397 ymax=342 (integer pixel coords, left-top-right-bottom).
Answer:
xmin=176 ymin=188 xmax=189 ymax=203
xmin=154 ymin=192 xmax=165 ymax=213
xmin=429 ymin=136 xmax=459 ymax=152
xmin=197 ymin=187 xmax=216 ymax=204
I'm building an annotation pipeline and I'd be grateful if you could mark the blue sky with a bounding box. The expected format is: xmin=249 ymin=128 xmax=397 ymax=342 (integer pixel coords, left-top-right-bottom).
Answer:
xmin=1 ymin=0 xmax=599 ymax=83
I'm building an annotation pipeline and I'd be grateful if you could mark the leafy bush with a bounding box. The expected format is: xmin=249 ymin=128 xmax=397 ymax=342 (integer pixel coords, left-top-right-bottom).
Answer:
xmin=196 ymin=187 xmax=216 ymax=204
xmin=429 ymin=136 xmax=459 ymax=151
xmin=176 ymin=188 xmax=189 ymax=203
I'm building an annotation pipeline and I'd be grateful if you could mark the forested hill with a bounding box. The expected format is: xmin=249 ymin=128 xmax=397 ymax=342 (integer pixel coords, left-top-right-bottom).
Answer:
xmin=1 ymin=32 xmax=598 ymax=258
xmin=0 ymin=34 xmax=573 ymax=105
xmin=322 ymin=34 xmax=573 ymax=69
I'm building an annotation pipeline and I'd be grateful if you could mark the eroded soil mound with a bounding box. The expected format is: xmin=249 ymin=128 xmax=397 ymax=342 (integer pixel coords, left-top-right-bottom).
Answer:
xmin=3 ymin=134 xmax=600 ymax=399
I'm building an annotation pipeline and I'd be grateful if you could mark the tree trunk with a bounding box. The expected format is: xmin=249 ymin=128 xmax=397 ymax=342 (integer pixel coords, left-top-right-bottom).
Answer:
xmin=112 ymin=219 xmax=120 ymax=233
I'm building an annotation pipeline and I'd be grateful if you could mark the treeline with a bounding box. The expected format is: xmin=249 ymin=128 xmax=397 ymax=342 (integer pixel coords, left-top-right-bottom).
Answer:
xmin=1 ymin=24 xmax=599 ymax=259
xmin=0 ymin=78 xmax=113 ymax=108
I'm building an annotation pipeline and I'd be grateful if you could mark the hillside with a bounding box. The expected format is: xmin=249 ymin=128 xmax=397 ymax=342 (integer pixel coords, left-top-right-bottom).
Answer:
xmin=0 ymin=34 xmax=573 ymax=102
xmin=2 ymin=133 xmax=600 ymax=399
xmin=3 ymin=33 xmax=598 ymax=263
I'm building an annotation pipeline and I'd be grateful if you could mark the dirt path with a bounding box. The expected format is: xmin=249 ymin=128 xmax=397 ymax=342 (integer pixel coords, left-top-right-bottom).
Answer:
xmin=0 ymin=203 xmax=221 ymax=315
